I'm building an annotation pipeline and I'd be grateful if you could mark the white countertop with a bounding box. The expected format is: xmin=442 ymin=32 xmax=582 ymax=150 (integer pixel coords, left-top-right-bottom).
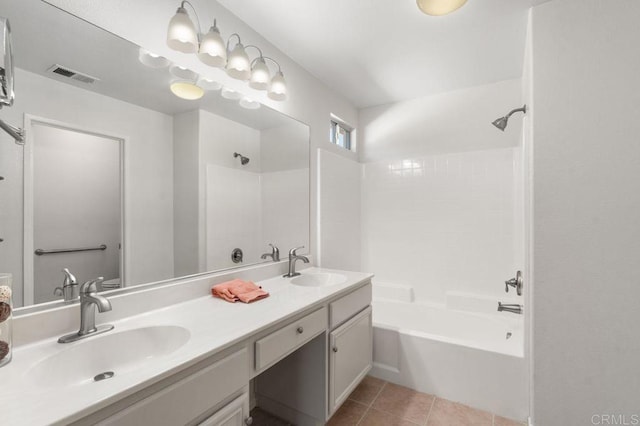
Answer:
xmin=0 ymin=267 xmax=373 ymax=426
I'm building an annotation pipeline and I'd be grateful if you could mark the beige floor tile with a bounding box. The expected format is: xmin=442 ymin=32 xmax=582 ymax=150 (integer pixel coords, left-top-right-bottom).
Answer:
xmin=358 ymin=408 xmax=421 ymax=426
xmin=494 ymin=415 xmax=526 ymax=426
xmin=371 ymin=383 xmax=434 ymax=424
xmin=327 ymin=400 xmax=368 ymax=426
xmin=426 ymin=398 xmax=492 ymax=426
xmin=348 ymin=376 xmax=387 ymax=406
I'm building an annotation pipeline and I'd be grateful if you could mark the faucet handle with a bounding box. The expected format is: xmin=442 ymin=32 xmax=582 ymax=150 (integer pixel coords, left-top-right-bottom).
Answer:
xmin=269 ymin=244 xmax=280 ymax=261
xmin=289 ymin=246 xmax=305 ymax=256
xmin=62 ymin=268 xmax=78 ymax=286
xmin=80 ymin=277 xmax=104 ymax=294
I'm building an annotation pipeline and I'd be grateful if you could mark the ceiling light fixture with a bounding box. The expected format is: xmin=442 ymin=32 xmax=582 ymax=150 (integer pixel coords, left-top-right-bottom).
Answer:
xmin=166 ymin=1 xmax=288 ymax=101
xmin=170 ymin=81 xmax=204 ymax=100
xmin=417 ymin=0 xmax=467 ymax=16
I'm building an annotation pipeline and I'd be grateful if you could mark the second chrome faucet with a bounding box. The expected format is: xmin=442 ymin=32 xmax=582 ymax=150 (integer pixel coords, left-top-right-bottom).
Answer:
xmin=58 ymin=277 xmax=114 ymax=343
xmin=283 ymin=246 xmax=309 ymax=278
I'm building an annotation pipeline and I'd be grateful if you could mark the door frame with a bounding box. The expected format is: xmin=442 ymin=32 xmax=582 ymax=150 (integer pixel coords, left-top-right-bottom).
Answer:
xmin=22 ymin=114 xmax=127 ymax=305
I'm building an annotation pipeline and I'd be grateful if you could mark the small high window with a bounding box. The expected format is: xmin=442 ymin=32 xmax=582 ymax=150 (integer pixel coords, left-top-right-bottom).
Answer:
xmin=330 ymin=119 xmax=353 ymax=151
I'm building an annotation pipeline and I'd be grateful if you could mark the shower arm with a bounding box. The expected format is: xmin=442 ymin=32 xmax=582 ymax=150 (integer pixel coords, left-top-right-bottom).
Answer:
xmin=505 ymin=105 xmax=527 ymax=120
xmin=0 ymin=117 xmax=24 ymax=145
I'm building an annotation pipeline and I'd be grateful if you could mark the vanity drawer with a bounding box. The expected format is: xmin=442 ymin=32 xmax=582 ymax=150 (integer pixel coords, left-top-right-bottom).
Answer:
xmin=255 ymin=307 xmax=327 ymax=371
xmin=329 ymin=283 xmax=371 ymax=329
xmin=99 ymin=348 xmax=249 ymax=426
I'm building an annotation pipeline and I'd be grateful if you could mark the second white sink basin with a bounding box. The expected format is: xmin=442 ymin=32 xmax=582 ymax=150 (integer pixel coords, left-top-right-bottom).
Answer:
xmin=25 ymin=325 xmax=190 ymax=389
xmin=291 ymin=272 xmax=347 ymax=287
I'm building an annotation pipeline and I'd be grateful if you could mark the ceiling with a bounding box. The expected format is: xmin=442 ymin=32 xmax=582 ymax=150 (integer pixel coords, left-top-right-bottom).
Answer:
xmin=217 ymin=0 xmax=542 ymax=108
xmin=3 ymin=0 xmax=294 ymax=130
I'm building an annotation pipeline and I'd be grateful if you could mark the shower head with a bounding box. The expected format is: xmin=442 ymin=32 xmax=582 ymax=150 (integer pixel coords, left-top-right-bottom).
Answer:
xmin=492 ymin=104 xmax=527 ymax=131
xmin=233 ymin=152 xmax=250 ymax=165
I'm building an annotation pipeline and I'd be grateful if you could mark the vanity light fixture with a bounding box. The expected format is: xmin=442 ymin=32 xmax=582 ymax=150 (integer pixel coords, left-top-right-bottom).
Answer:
xmin=138 ymin=49 xmax=170 ymax=68
xmin=166 ymin=1 xmax=199 ymax=53
xmin=170 ymin=81 xmax=204 ymax=100
xmin=239 ymin=97 xmax=260 ymax=110
xmin=268 ymin=70 xmax=287 ymax=101
xmin=417 ymin=0 xmax=467 ymax=16
xmin=166 ymin=1 xmax=288 ymax=100
xmin=220 ymin=86 xmax=242 ymax=100
xmin=197 ymin=76 xmax=223 ymax=91
xmin=169 ymin=64 xmax=199 ymax=81
xmin=198 ymin=20 xmax=227 ymax=67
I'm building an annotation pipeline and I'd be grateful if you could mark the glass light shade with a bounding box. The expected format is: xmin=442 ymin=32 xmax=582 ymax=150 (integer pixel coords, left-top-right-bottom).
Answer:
xmin=249 ymin=58 xmax=270 ymax=90
xmin=138 ymin=49 xmax=170 ymax=68
xmin=268 ymin=71 xmax=287 ymax=101
xmin=170 ymin=81 xmax=204 ymax=100
xmin=221 ymin=87 xmax=242 ymax=100
xmin=197 ymin=77 xmax=223 ymax=91
xmin=169 ymin=65 xmax=199 ymax=81
xmin=416 ymin=0 xmax=467 ymax=16
xmin=198 ymin=26 xmax=227 ymax=67
xmin=239 ymin=97 xmax=260 ymax=110
xmin=226 ymin=43 xmax=251 ymax=80
xmin=167 ymin=7 xmax=198 ymax=53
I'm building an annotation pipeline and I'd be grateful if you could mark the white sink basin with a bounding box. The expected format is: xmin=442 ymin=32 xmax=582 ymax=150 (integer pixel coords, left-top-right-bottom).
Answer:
xmin=25 ymin=325 xmax=190 ymax=388
xmin=291 ymin=272 xmax=347 ymax=287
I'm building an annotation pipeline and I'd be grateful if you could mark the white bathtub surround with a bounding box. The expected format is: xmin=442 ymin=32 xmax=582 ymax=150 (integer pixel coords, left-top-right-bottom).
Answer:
xmin=318 ymin=149 xmax=362 ymax=271
xmin=370 ymin=300 xmax=526 ymax=421
xmin=362 ymin=147 xmax=523 ymax=305
xmin=5 ymin=265 xmax=373 ymax=425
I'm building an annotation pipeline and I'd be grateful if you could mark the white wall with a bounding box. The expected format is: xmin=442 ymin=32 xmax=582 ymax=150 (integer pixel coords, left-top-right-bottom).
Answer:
xmin=0 ymin=69 xmax=174 ymax=306
xmin=359 ymin=79 xmax=523 ymax=163
xmin=531 ymin=1 xmax=640 ymax=424
xmin=48 ymin=0 xmax=360 ymax=265
xmin=361 ymin=148 xmax=522 ymax=305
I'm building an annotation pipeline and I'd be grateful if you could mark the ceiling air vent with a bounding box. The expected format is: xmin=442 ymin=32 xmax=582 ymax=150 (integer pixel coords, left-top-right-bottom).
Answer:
xmin=46 ymin=64 xmax=100 ymax=84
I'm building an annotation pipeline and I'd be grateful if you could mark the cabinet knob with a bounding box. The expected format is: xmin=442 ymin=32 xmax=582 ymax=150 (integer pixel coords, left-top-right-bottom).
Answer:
xmin=296 ymin=326 xmax=304 ymax=334
xmin=332 ymin=346 xmax=338 ymax=353
xmin=245 ymin=417 xmax=253 ymax=425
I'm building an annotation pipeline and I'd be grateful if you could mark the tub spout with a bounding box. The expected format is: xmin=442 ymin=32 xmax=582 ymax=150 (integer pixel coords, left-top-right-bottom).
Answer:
xmin=497 ymin=302 xmax=523 ymax=315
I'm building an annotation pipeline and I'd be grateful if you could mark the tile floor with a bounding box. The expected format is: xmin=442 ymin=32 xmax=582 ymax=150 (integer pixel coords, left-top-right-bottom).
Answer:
xmin=327 ymin=376 xmax=526 ymax=426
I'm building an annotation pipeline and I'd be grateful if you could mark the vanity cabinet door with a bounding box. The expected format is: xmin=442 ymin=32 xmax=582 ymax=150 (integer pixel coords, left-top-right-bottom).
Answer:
xmin=328 ymin=306 xmax=373 ymax=415
xmin=198 ymin=392 xmax=249 ymax=426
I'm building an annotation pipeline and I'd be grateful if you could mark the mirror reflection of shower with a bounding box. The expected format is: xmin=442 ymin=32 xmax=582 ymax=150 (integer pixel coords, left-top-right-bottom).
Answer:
xmin=233 ymin=152 xmax=250 ymax=165
xmin=492 ymin=104 xmax=527 ymax=131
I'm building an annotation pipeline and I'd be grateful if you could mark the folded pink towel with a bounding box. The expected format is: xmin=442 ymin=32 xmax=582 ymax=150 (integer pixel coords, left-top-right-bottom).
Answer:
xmin=211 ymin=279 xmax=269 ymax=304
xmin=229 ymin=280 xmax=269 ymax=304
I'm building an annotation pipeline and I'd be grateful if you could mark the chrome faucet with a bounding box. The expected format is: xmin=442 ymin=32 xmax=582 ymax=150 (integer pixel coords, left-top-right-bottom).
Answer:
xmin=497 ymin=302 xmax=523 ymax=315
xmin=260 ymin=243 xmax=280 ymax=262
xmin=53 ymin=268 xmax=79 ymax=302
xmin=283 ymin=246 xmax=309 ymax=278
xmin=58 ymin=277 xmax=114 ymax=343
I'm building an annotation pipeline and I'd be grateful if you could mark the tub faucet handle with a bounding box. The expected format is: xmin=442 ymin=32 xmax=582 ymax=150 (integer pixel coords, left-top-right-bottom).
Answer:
xmin=505 ymin=271 xmax=523 ymax=296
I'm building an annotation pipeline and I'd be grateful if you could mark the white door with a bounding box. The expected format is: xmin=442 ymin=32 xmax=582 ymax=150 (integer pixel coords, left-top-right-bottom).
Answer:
xmin=329 ymin=306 xmax=373 ymax=414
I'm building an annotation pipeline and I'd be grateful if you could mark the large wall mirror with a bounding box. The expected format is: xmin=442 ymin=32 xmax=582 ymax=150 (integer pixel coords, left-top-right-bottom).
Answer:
xmin=0 ymin=0 xmax=310 ymax=309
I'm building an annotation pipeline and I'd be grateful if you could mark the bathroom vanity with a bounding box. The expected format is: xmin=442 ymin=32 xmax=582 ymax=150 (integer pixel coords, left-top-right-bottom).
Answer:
xmin=2 ymin=267 xmax=373 ymax=426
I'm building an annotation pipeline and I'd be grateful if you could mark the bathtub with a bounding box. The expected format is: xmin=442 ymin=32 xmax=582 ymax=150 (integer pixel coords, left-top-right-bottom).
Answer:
xmin=370 ymin=300 xmax=528 ymax=421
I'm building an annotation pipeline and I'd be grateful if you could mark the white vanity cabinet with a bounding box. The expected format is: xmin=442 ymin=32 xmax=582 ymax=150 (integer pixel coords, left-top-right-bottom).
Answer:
xmin=197 ymin=393 xmax=250 ymax=426
xmin=85 ymin=348 xmax=250 ymax=426
xmin=328 ymin=285 xmax=373 ymax=415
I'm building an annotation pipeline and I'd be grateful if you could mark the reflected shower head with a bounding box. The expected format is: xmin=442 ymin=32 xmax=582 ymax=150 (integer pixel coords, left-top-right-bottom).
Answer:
xmin=233 ymin=152 xmax=250 ymax=165
xmin=492 ymin=105 xmax=527 ymax=131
